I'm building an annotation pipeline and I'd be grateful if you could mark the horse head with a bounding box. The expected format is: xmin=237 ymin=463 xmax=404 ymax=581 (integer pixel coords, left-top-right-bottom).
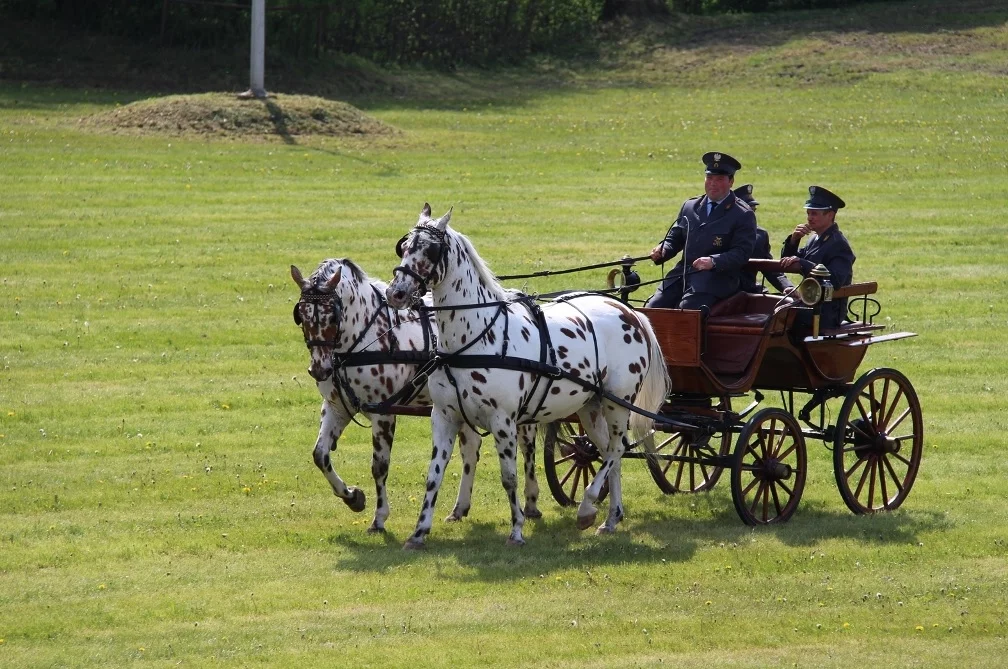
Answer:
xmin=291 ymin=261 xmax=345 ymax=382
xmin=387 ymin=202 xmax=451 ymax=308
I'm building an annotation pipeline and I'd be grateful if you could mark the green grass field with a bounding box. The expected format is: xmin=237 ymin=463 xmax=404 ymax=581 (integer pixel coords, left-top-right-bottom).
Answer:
xmin=2 ymin=1 xmax=1007 ymax=665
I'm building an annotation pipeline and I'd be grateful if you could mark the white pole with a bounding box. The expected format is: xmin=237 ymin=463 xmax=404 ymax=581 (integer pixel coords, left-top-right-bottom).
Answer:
xmin=246 ymin=0 xmax=267 ymax=98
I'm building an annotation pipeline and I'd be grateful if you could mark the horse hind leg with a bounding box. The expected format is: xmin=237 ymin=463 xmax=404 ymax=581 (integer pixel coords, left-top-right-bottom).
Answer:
xmin=446 ymin=424 xmax=481 ymax=522
xmin=597 ymin=405 xmax=631 ymax=535
xmin=312 ymin=402 xmax=365 ymax=512
xmin=573 ymin=402 xmax=610 ymax=531
xmin=367 ymin=416 xmax=396 ymax=533
xmin=518 ymin=423 xmax=542 ymax=519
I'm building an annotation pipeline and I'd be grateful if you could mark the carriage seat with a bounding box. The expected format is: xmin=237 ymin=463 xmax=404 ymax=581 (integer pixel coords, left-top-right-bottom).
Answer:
xmin=703 ymin=292 xmax=792 ymax=375
xmin=707 ymin=292 xmax=791 ymax=329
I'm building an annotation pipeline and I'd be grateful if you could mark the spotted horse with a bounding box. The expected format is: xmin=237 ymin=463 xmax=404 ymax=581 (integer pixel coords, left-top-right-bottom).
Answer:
xmin=386 ymin=204 xmax=672 ymax=548
xmin=291 ymin=258 xmax=540 ymax=533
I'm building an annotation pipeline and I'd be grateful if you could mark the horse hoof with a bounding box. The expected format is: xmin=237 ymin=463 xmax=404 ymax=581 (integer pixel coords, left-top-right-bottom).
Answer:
xmin=507 ymin=536 xmax=526 ymax=547
xmin=524 ymin=507 xmax=543 ymax=520
xmin=595 ymin=525 xmax=616 ymax=536
xmin=343 ymin=488 xmax=366 ymax=513
xmin=403 ymin=538 xmax=425 ymax=551
xmin=576 ymin=512 xmax=597 ymax=531
xmin=366 ymin=524 xmax=386 ymax=534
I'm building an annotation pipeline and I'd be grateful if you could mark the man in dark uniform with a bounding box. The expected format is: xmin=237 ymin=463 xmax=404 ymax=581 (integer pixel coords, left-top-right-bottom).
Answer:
xmin=780 ymin=185 xmax=856 ymax=329
xmin=734 ymin=184 xmax=793 ymax=294
xmin=645 ymin=152 xmax=756 ymax=314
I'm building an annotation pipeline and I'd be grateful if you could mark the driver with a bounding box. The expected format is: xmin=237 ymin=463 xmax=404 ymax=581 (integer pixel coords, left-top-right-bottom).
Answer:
xmin=645 ymin=151 xmax=756 ymax=314
xmin=780 ymin=186 xmax=855 ymax=329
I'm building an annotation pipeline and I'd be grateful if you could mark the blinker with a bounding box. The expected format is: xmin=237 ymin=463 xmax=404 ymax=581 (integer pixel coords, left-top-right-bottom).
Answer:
xmin=395 ymin=234 xmax=408 ymax=258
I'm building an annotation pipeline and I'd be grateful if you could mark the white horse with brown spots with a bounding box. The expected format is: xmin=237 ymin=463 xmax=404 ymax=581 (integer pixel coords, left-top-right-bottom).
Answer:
xmin=291 ymin=258 xmax=541 ymax=533
xmin=387 ymin=205 xmax=671 ymax=548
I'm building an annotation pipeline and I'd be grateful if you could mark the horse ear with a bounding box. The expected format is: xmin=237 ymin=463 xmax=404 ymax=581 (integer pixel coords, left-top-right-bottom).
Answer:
xmin=291 ymin=265 xmax=309 ymax=290
xmin=422 ymin=202 xmax=432 ymax=218
xmin=323 ymin=264 xmax=343 ymax=292
xmin=435 ymin=206 xmax=452 ymax=231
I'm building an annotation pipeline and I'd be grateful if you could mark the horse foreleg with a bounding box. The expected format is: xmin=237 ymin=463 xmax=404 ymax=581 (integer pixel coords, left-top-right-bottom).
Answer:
xmin=312 ymin=400 xmax=365 ymax=512
xmin=405 ymin=409 xmax=460 ymax=550
xmin=367 ymin=416 xmax=395 ymax=533
xmin=518 ymin=423 xmax=541 ymax=519
xmin=446 ymin=424 xmax=481 ymax=522
xmin=492 ymin=421 xmax=526 ymax=546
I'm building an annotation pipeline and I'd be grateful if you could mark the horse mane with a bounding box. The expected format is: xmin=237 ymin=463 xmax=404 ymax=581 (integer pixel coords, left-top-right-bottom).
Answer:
xmin=310 ymin=257 xmax=387 ymax=293
xmin=447 ymin=226 xmax=509 ymax=302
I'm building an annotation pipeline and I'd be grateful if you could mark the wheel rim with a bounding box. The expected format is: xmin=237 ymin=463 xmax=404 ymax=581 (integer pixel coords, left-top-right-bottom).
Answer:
xmin=543 ymin=422 xmax=609 ymax=507
xmin=834 ymin=368 xmax=923 ymax=513
xmin=732 ymin=409 xmax=806 ymax=525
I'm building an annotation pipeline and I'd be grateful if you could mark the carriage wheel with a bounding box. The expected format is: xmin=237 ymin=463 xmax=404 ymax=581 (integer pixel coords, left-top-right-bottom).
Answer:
xmin=833 ymin=368 xmax=923 ymax=514
xmin=730 ymin=408 xmax=807 ymax=526
xmin=543 ymin=421 xmax=609 ymax=508
xmin=646 ymin=396 xmax=732 ymax=494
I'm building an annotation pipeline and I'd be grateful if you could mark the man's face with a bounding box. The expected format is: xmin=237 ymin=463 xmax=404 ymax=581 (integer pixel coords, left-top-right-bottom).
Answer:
xmin=805 ymin=208 xmax=836 ymax=234
xmin=705 ymin=173 xmax=733 ymax=202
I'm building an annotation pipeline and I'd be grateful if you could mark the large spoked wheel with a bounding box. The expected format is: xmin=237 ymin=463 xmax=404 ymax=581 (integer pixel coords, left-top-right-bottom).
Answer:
xmin=731 ymin=408 xmax=807 ymax=526
xmin=543 ymin=421 xmax=609 ymax=507
xmin=646 ymin=396 xmax=732 ymax=494
xmin=833 ymin=368 xmax=923 ymax=514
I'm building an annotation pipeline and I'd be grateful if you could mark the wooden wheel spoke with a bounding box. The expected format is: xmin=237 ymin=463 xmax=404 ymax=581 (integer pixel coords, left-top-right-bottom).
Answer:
xmin=878 ymin=457 xmax=890 ymax=507
xmin=742 ymin=474 xmax=761 ymax=498
xmin=568 ymin=467 xmax=583 ymax=500
xmin=555 ymin=451 xmax=577 ymax=466
xmin=852 ymin=457 xmax=872 ymax=497
xmin=850 ymin=420 xmax=874 ymax=441
xmin=881 ymin=455 xmax=906 ymax=495
xmin=748 ymin=480 xmax=767 ymax=517
xmin=891 ymin=450 xmax=913 ymax=468
xmin=876 ymin=378 xmax=890 ymax=431
xmin=844 ymin=454 xmax=868 ymax=480
xmin=558 ymin=461 xmax=579 ymax=487
xmin=855 ymin=396 xmax=873 ymax=426
xmin=867 ymin=458 xmax=878 ymax=508
xmin=770 ymin=482 xmax=784 ymax=517
xmin=882 ymin=385 xmax=907 ymax=428
xmin=777 ymin=441 xmax=798 ymax=462
xmin=886 ymin=406 xmax=912 ymax=433
xmin=673 ymin=461 xmax=687 ymax=490
xmin=777 ymin=479 xmax=795 ymax=497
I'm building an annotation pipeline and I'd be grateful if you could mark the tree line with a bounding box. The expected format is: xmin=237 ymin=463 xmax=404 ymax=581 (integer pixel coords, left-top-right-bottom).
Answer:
xmin=2 ymin=0 xmax=901 ymax=67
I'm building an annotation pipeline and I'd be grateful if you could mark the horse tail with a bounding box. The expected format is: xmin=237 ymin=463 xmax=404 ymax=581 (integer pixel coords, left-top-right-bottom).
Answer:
xmin=629 ymin=311 xmax=672 ymax=444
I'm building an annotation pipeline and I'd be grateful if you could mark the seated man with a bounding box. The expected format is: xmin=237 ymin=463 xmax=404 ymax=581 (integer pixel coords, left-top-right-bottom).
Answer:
xmin=645 ymin=151 xmax=756 ymax=316
xmin=733 ymin=184 xmax=793 ymax=294
xmin=780 ymin=185 xmax=856 ymax=330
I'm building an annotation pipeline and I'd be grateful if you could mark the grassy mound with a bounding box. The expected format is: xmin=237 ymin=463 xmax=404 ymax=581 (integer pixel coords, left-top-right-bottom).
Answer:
xmin=80 ymin=92 xmax=397 ymax=138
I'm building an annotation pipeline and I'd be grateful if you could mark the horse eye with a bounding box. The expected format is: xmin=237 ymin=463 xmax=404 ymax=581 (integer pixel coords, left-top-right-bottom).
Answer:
xmin=423 ymin=243 xmax=442 ymax=263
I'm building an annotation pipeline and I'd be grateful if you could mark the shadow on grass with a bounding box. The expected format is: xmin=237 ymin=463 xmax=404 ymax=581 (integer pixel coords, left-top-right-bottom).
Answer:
xmin=327 ymin=496 xmax=948 ymax=582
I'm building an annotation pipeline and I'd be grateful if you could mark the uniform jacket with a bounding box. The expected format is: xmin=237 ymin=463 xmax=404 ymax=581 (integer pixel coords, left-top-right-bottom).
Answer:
xmin=740 ymin=226 xmax=793 ymax=294
xmin=781 ymin=223 xmax=855 ymax=327
xmin=656 ymin=192 xmax=757 ymax=299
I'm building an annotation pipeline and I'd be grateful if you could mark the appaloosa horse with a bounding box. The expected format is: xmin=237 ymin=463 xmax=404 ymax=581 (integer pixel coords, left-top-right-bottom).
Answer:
xmin=291 ymin=258 xmax=540 ymax=533
xmin=386 ymin=204 xmax=671 ymax=547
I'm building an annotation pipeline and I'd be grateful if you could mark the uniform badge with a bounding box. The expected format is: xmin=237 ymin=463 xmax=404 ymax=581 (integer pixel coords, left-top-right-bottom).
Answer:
xmin=713 ymin=236 xmax=723 ymax=247
xmin=810 ymin=186 xmax=817 ymax=195
xmin=714 ymin=153 xmax=722 ymax=161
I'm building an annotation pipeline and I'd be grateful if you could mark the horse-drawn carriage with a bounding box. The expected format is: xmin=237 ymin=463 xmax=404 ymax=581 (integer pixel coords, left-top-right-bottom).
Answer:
xmin=543 ymin=261 xmax=923 ymax=526
xmin=292 ymin=204 xmax=923 ymax=545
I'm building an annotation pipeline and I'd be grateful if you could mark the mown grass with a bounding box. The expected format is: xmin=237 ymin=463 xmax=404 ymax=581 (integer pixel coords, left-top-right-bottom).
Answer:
xmin=2 ymin=1 xmax=1008 ymax=666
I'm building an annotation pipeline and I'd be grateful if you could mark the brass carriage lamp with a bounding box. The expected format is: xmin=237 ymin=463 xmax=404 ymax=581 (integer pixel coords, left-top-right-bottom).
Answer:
xmin=797 ymin=264 xmax=833 ymax=338
xmin=606 ymin=255 xmax=641 ymax=304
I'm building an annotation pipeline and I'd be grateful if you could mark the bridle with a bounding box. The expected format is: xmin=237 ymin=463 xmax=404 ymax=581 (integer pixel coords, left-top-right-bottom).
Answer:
xmin=392 ymin=223 xmax=448 ymax=298
xmin=293 ymin=290 xmax=344 ymax=349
